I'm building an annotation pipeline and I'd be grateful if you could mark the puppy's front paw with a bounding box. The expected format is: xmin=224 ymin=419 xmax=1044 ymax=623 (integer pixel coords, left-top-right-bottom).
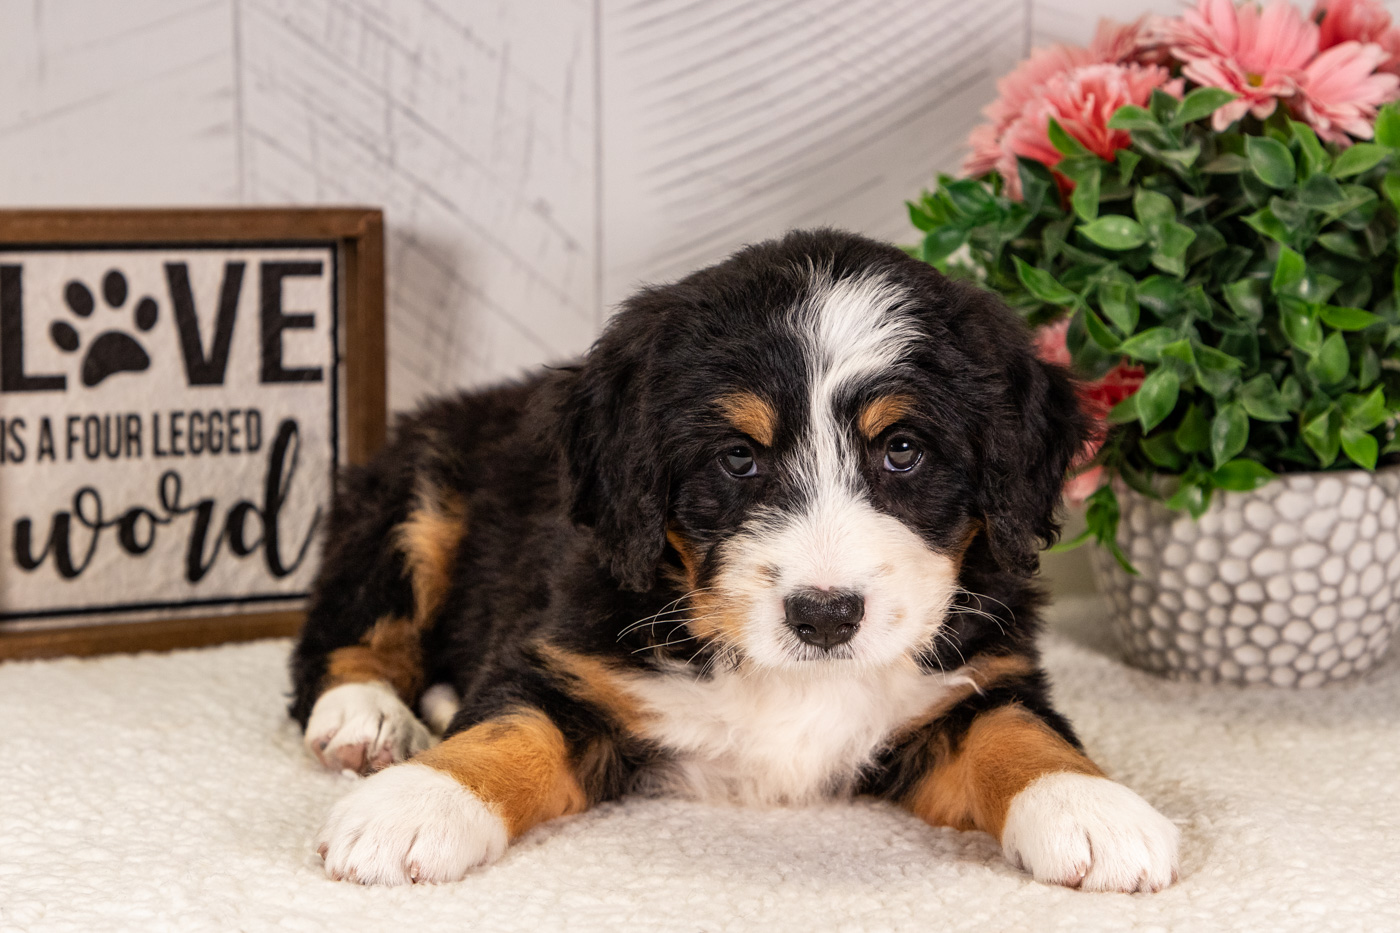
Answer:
xmin=1001 ymin=772 xmax=1179 ymax=893
xmin=304 ymin=681 xmax=433 ymax=774
xmin=317 ymin=763 xmax=508 ymax=885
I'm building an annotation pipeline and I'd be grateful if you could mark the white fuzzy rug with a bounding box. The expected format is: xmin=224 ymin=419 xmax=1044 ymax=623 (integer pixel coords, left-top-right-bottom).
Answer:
xmin=3 ymin=596 xmax=1399 ymax=932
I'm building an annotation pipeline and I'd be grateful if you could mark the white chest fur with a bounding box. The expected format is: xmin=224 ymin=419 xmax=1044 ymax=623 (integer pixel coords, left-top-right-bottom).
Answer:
xmin=624 ymin=661 xmax=970 ymax=805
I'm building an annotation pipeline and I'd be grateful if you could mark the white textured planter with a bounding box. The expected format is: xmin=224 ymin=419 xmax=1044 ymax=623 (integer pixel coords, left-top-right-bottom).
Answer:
xmin=1090 ymin=466 xmax=1400 ymax=687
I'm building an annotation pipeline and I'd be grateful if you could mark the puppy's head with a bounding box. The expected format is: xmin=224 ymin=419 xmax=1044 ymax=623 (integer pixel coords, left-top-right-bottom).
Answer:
xmin=560 ymin=230 xmax=1085 ymax=669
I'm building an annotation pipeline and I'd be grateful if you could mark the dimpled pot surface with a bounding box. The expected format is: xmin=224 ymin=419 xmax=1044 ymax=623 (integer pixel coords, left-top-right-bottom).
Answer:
xmin=1090 ymin=467 xmax=1400 ymax=687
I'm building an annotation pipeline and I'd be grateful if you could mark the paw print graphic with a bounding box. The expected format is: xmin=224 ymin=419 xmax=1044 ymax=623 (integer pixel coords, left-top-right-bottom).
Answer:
xmin=50 ymin=270 xmax=159 ymax=387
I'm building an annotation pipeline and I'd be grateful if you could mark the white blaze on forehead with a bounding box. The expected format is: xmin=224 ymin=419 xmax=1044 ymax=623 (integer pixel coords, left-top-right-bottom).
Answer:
xmin=701 ymin=265 xmax=957 ymax=671
xmin=795 ymin=267 xmax=919 ymax=494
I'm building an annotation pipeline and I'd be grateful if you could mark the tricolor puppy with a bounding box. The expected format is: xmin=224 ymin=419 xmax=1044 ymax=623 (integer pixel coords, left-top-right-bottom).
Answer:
xmin=291 ymin=229 xmax=1179 ymax=891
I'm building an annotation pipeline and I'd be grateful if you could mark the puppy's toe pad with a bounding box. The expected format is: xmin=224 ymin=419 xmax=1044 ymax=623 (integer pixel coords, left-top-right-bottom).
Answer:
xmin=317 ymin=763 xmax=508 ymax=885
xmin=305 ymin=682 xmax=433 ymax=774
xmin=1002 ymin=772 xmax=1180 ymax=893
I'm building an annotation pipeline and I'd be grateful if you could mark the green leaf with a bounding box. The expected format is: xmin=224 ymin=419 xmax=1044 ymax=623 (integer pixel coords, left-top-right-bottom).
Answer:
xmin=1133 ymin=189 xmax=1176 ymax=229
xmin=1376 ymin=101 xmax=1400 ymax=148
xmin=1281 ymin=299 xmax=1323 ymax=354
xmin=1072 ymin=166 xmax=1102 ymax=222
xmin=1171 ymin=87 xmax=1237 ymax=127
xmin=1271 ymin=246 xmax=1307 ymax=298
xmin=920 ymin=226 xmax=967 ymax=265
xmin=1116 ymin=150 xmax=1142 ymax=185
xmin=1210 ymin=402 xmax=1249 ymax=468
xmin=1175 ymin=402 xmax=1211 ymax=453
xmin=1096 ymin=275 xmax=1139 ymax=335
xmin=1303 ymin=407 xmax=1341 ymax=467
xmin=942 ymin=178 xmax=998 ymax=219
xmin=1194 ymin=342 xmax=1244 ymax=397
xmin=1384 ymin=170 xmax=1400 ymax=209
xmin=1239 ymin=374 xmax=1291 ymax=422
xmin=1331 ymin=142 xmax=1390 ymax=178
xmin=1341 ymin=426 xmax=1379 ymax=470
xmin=1166 ymin=470 xmax=1213 ymax=518
xmin=1047 ymin=117 xmax=1092 ymax=158
xmin=1316 ymin=231 xmax=1367 ymax=261
xmin=1160 ymin=338 xmax=1195 ymax=369
xmin=1106 ymin=393 xmax=1139 ymax=424
xmin=1340 ymin=386 xmax=1389 ymax=431
xmin=1118 ymin=326 xmax=1177 ymax=362
xmin=1359 ymin=345 xmax=1381 ymax=388
xmin=1014 ymin=257 xmax=1079 ymax=306
xmin=1319 ymin=305 xmax=1381 ymax=330
xmin=1151 ymin=223 xmax=1196 ymax=275
xmin=1211 ymin=458 xmax=1276 ymax=491
xmin=1136 ymin=367 xmax=1181 ymax=432
xmin=1280 ymin=375 xmax=1304 ymax=411
xmin=1078 ymin=215 xmax=1149 ymax=250
xmin=1107 ymin=104 xmax=1160 ymax=131
xmin=1243 ymin=207 xmax=1290 ymax=244
xmin=1222 ymin=278 xmax=1265 ymax=322
xmin=1203 ymin=153 xmax=1250 ymax=174
xmin=1289 ymin=120 xmax=1330 ymax=177
xmin=1081 ymin=307 xmax=1122 ymax=350
xmin=1018 ymin=158 xmax=1056 ymax=211
xmin=1141 ymin=431 xmax=1185 ymax=470
xmin=1247 ymin=135 xmax=1296 ymax=188
xmin=1298 ymin=172 xmax=1347 ymax=210
xmin=1308 ymin=331 xmax=1349 ymax=385
xmin=1324 ymin=185 xmax=1379 ymax=225
xmin=908 ymin=200 xmax=939 ymax=232
xmin=1149 ymin=88 xmax=1180 ymax=124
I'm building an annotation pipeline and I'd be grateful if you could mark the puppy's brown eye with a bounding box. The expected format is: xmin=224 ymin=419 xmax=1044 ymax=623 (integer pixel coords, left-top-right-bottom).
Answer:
xmin=721 ymin=445 xmax=758 ymax=477
xmin=884 ymin=436 xmax=922 ymax=472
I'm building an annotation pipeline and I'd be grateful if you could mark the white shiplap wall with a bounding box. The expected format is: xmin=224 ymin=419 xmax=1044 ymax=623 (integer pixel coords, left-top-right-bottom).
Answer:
xmin=0 ymin=0 xmax=1249 ymax=405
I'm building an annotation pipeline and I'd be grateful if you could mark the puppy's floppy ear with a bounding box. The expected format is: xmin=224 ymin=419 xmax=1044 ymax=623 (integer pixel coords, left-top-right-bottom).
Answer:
xmin=557 ymin=308 xmax=669 ymax=592
xmin=974 ymin=306 xmax=1088 ymax=578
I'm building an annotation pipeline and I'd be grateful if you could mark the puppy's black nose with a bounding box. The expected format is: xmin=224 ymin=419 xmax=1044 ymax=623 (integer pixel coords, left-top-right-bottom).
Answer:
xmin=784 ymin=588 xmax=863 ymax=650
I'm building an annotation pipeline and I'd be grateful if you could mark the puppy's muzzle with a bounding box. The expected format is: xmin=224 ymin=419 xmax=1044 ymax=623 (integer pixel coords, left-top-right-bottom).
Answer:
xmin=783 ymin=588 xmax=863 ymax=650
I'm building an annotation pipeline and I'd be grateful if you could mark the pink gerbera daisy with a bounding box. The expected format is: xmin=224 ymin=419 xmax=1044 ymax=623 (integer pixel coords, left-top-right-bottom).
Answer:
xmin=1312 ymin=0 xmax=1400 ymax=73
xmin=995 ymin=63 xmax=1180 ymax=196
xmin=1295 ymin=40 xmax=1400 ymax=141
xmin=1162 ymin=0 xmax=1319 ymax=129
xmin=961 ymin=17 xmax=1159 ymax=179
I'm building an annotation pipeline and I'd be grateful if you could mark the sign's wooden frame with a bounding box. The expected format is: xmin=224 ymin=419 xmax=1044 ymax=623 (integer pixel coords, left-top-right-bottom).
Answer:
xmin=0 ymin=208 xmax=386 ymax=660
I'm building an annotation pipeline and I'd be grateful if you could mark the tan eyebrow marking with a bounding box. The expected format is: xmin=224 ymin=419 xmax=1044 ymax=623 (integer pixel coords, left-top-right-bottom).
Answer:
xmin=858 ymin=394 xmax=915 ymax=440
xmin=717 ymin=392 xmax=778 ymax=446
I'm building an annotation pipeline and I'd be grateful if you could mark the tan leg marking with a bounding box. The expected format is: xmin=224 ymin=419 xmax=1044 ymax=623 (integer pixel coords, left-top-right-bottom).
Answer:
xmin=414 ymin=707 xmax=587 ymax=839
xmin=907 ymin=704 xmax=1103 ymax=840
xmin=395 ymin=486 xmax=468 ymax=628
xmin=717 ymin=392 xmax=778 ymax=447
xmin=325 ymin=616 xmax=424 ymax=701
xmin=537 ymin=643 xmax=649 ymax=733
xmin=858 ymin=394 xmax=915 ymax=440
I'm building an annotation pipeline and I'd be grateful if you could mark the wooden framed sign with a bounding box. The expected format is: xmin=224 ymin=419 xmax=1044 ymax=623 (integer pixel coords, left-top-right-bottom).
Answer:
xmin=0 ymin=208 xmax=385 ymax=660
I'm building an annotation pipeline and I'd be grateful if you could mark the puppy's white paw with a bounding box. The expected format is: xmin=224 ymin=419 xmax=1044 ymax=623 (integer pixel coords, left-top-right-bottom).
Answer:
xmin=1001 ymin=772 xmax=1180 ymax=893
xmin=317 ymin=763 xmax=508 ymax=885
xmin=304 ymin=681 xmax=433 ymax=774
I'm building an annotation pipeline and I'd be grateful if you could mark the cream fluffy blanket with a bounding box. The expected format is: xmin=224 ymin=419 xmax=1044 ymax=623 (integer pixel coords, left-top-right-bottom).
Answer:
xmin=2 ymin=596 xmax=1397 ymax=931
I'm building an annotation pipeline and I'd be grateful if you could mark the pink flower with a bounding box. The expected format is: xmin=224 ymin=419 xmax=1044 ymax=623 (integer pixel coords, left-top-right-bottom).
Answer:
xmin=1162 ymin=0 xmax=1319 ymax=129
xmin=994 ymin=63 xmax=1180 ymax=196
xmin=1032 ymin=318 xmax=1074 ymax=368
xmin=961 ymin=17 xmax=1156 ymax=179
xmin=1088 ymin=16 xmax=1161 ymax=65
xmin=1313 ymin=0 xmax=1400 ymax=72
xmin=1295 ymin=40 xmax=1400 ymax=141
